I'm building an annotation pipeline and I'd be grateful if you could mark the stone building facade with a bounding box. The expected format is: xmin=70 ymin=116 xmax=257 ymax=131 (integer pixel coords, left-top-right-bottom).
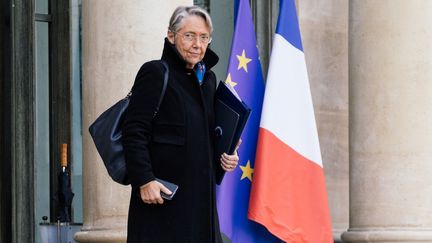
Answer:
xmin=2 ymin=0 xmax=432 ymax=242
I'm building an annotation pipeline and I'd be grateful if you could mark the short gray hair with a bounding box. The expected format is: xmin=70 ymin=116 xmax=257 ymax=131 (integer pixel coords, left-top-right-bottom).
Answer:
xmin=168 ymin=6 xmax=213 ymax=34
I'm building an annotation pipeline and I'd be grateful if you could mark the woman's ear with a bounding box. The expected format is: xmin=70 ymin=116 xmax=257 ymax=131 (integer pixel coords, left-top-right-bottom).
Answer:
xmin=167 ymin=30 xmax=175 ymax=44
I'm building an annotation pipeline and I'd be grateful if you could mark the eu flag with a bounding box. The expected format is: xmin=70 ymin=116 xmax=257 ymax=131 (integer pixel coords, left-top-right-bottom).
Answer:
xmin=216 ymin=0 xmax=281 ymax=242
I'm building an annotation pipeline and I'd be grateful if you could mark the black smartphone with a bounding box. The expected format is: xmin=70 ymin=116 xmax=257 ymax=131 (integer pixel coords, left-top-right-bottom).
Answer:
xmin=156 ymin=178 xmax=178 ymax=200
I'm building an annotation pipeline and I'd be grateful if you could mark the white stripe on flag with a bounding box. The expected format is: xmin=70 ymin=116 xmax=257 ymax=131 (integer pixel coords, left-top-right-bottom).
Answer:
xmin=260 ymin=34 xmax=322 ymax=166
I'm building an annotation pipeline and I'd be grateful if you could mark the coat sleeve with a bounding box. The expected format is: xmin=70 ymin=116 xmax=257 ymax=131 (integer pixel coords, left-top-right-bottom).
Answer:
xmin=122 ymin=61 xmax=165 ymax=190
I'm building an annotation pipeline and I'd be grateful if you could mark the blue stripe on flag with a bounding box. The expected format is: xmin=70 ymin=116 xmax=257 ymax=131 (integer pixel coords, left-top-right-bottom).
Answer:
xmin=276 ymin=0 xmax=303 ymax=51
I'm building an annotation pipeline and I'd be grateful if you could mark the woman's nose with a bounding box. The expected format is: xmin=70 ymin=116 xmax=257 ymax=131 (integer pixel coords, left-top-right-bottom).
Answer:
xmin=192 ymin=38 xmax=202 ymax=47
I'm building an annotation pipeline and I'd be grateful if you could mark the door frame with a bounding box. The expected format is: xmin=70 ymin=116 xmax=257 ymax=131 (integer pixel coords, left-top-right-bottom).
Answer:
xmin=0 ymin=0 xmax=71 ymax=242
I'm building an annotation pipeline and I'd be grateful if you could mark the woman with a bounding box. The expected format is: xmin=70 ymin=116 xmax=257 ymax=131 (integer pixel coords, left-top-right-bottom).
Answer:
xmin=122 ymin=6 xmax=239 ymax=243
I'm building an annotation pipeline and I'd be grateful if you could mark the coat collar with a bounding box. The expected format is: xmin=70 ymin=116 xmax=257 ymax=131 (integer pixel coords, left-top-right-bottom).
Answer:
xmin=161 ymin=38 xmax=219 ymax=72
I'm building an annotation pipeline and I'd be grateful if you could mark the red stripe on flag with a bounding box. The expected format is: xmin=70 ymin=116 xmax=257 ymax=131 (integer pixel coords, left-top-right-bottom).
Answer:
xmin=249 ymin=128 xmax=333 ymax=243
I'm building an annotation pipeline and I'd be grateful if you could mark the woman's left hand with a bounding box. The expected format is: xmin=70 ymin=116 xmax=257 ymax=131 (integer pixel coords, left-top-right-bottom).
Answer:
xmin=220 ymin=139 xmax=242 ymax=172
xmin=220 ymin=152 xmax=239 ymax=172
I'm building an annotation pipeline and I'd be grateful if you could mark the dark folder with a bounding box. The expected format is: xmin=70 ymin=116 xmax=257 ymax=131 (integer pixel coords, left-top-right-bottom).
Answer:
xmin=214 ymin=81 xmax=251 ymax=184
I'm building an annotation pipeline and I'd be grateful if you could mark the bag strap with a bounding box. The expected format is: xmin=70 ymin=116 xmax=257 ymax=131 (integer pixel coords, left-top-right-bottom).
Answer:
xmin=126 ymin=60 xmax=169 ymax=118
xmin=153 ymin=60 xmax=169 ymax=118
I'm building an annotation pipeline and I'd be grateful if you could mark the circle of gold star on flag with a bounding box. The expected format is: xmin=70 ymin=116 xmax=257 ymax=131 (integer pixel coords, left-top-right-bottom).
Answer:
xmin=236 ymin=50 xmax=252 ymax=72
xmin=225 ymin=73 xmax=237 ymax=87
xmin=240 ymin=160 xmax=254 ymax=181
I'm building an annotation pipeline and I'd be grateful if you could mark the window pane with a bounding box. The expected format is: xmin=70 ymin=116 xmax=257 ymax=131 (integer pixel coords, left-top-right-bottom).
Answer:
xmin=35 ymin=0 xmax=48 ymax=14
xmin=34 ymin=21 xmax=50 ymax=243
xmin=71 ymin=0 xmax=83 ymax=223
xmin=194 ymin=0 xmax=210 ymax=12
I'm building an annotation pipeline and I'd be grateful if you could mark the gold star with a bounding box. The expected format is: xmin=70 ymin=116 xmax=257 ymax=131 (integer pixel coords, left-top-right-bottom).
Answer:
xmin=225 ymin=73 xmax=237 ymax=87
xmin=240 ymin=160 xmax=254 ymax=182
xmin=236 ymin=50 xmax=252 ymax=72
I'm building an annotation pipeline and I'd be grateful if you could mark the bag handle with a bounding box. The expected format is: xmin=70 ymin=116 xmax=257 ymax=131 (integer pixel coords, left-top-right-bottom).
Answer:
xmin=153 ymin=60 xmax=169 ymax=118
xmin=125 ymin=60 xmax=169 ymax=117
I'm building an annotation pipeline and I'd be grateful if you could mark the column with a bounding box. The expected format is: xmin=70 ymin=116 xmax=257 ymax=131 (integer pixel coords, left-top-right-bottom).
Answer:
xmin=342 ymin=1 xmax=432 ymax=242
xmin=75 ymin=1 xmax=191 ymax=242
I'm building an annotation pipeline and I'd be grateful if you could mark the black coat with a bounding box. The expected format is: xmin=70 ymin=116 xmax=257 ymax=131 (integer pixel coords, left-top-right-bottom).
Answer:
xmin=122 ymin=39 xmax=222 ymax=243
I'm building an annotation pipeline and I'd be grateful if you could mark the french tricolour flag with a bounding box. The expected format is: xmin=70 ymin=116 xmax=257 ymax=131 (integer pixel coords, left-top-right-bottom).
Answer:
xmin=248 ymin=0 xmax=333 ymax=242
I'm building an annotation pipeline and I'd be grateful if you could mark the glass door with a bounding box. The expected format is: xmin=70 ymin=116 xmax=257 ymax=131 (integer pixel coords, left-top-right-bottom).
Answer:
xmin=34 ymin=1 xmax=51 ymax=243
xmin=34 ymin=0 xmax=83 ymax=242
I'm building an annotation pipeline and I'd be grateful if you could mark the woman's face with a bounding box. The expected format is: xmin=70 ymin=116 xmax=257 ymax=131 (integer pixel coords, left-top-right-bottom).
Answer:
xmin=168 ymin=15 xmax=211 ymax=69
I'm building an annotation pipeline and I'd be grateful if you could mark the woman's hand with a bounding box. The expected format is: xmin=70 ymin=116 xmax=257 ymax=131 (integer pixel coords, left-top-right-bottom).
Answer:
xmin=221 ymin=152 xmax=239 ymax=172
xmin=220 ymin=139 xmax=242 ymax=172
xmin=139 ymin=180 xmax=172 ymax=204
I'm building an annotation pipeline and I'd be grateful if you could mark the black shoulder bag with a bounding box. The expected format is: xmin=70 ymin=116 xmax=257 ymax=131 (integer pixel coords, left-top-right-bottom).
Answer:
xmin=88 ymin=60 xmax=169 ymax=185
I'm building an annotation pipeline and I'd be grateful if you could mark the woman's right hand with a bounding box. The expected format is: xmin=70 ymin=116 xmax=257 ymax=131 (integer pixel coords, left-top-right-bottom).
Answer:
xmin=139 ymin=180 xmax=171 ymax=204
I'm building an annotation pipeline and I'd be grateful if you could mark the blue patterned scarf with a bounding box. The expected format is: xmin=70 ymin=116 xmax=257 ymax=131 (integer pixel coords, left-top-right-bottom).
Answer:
xmin=194 ymin=61 xmax=206 ymax=85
